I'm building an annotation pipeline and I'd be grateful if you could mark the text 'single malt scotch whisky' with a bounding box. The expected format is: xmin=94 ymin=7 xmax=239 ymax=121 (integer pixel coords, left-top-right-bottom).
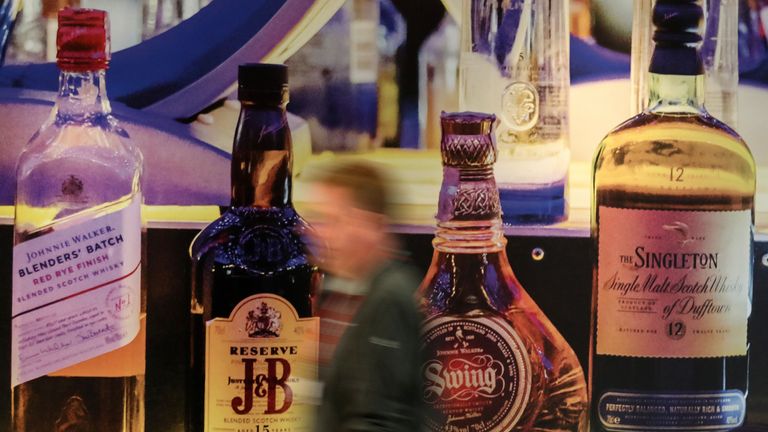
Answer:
xmin=591 ymin=1 xmax=755 ymax=430
xmin=419 ymin=112 xmax=587 ymax=432
xmin=12 ymin=8 xmax=146 ymax=432
xmin=190 ymin=64 xmax=320 ymax=432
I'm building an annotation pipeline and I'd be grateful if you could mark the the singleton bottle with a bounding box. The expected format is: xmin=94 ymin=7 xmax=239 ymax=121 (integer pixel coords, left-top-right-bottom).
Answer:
xmin=190 ymin=64 xmax=320 ymax=432
xmin=12 ymin=8 xmax=145 ymax=431
xmin=419 ymin=112 xmax=587 ymax=431
xmin=591 ymin=1 xmax=755 ymax=430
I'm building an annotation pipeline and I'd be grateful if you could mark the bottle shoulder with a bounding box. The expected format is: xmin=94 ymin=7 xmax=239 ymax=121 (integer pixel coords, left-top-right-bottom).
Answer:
xmin=17 ymin=115 xmax=143 ymax=179
xmin=190 ymin=206 xmax=315 ymax=273
xmin=596 ymin=112 xmax=754 ymax=163
xmin=593 ymin=112 xmax=756 ymax=199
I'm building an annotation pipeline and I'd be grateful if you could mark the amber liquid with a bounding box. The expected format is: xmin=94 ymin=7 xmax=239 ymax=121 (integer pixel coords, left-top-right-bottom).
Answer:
xmin=12 ymin=316 xmax=146 ymax=432
xmin=591 ymin=113 xmax=755 ymax=431
xmin=421 ymin=250 xmax=588 ymax=431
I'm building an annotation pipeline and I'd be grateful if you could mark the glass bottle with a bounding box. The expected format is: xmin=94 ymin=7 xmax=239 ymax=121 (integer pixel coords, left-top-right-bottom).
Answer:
xmin=631 ymin=0 xmax=739 ymax=129
xmin=11 ymin=8 xmax=145 ymax=432
xmin=419 ymin=13 xmax=460 ymax=150
xmin=286 ymin=0 xmax=379 ymax=152
xmin=459 ymin=0 xmax=570 ymax=224
xmin=189 ymin=63 xmax=320 ymax=432
xmin=591 ymin=0 xmax=755 ymax=430
xmin=419 ymin=112 xmax=587 ymax=431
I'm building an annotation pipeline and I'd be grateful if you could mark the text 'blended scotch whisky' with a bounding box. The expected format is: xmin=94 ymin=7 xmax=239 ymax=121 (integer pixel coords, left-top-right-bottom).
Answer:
xmin=591 ymin=1 xmax=755 ymax=430
xmin=12 ymin=8 xmax=145 ymax=432
xmin=419 ymin=112 xmax=587 ymax=431
xmin=190 ymin=64 xmax=320 ymax=432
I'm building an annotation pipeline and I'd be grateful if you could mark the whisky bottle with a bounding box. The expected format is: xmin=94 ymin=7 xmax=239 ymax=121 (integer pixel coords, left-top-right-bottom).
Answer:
xmin=591 ymin=1 xmax=755 ymax=430
xmin=419 ymin=112 xmax=587 ymax=431
xmin=190 ymin=64 xmax=320 ymax=432
xmin=12 ymin=8 xmax=145 ymax=431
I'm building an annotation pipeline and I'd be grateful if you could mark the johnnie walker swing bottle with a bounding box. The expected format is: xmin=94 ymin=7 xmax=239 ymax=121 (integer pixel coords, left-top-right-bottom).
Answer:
xmin=419 ymin=112 xmax=587 ymax=431
xmin=591 ymin=0 xmax=755 ymax=430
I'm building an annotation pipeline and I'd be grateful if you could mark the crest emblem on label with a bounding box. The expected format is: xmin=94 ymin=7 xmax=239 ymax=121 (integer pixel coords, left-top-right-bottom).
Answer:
xmin=501 ymin=81 xmax=539 ymax=132
xmin=246 ymin=301 xmax=282 ymax=338
xmin=421 ymin=315 xmax=531 ymax=432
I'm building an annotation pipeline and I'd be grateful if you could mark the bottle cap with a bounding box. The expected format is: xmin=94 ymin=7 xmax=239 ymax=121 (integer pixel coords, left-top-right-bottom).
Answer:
xmin=440 ymin=112 xmax=497 ymax=168
xmin=57 ymin=8 xmax=110 ymax=72
xmin=238 ymin=63 xmax=289 ymax=104
xmin=650 ymin=0 xmax=703 ymax=75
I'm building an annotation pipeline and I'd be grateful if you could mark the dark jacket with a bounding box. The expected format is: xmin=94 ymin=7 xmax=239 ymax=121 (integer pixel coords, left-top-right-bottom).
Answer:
xmin=315 ymin=260 xmax=424 ymax=432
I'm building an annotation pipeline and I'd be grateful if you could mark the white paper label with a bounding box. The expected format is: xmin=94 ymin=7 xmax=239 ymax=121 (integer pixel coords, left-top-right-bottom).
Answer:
xmin=596 ymin=207 xmax=751 ymax=358
xmin=349 ymin=20 xmax=378 ymax=84
xmin=11 ymin=196 xmax=142 ymax=386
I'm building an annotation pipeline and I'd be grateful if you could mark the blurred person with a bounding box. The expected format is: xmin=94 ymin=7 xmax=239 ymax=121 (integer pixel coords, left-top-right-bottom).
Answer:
xmin=306 ymin=160 xmax=424 ymax=432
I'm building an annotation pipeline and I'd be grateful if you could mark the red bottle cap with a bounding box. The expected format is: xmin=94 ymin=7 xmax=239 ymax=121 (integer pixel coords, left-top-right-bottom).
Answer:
xmin=57 ymin=8 xmax=110 ymax=72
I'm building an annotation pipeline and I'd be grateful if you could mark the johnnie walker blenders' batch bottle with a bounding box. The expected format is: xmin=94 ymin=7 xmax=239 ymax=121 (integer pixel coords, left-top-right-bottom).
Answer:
xmin=12 ymin=8 xmax=145 ymax=431
xmin=190 ymin=64 xmax=320 ymax=432
xmin=419 ymin=112 xmax=588 ymax=431
xmin=591 ymin=1 xmax=755 ymax=430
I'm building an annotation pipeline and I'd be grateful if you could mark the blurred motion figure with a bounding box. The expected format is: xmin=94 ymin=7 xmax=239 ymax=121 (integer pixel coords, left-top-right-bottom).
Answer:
xmin=307 ymin=161 xmax=424 ymax=432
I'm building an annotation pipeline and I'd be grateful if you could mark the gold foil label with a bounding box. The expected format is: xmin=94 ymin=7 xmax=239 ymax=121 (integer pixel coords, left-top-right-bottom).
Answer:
xmin=205 ymin=294 xmax=319 ymax=431
xmin=596 ymin=207 xmax=751 ymax=358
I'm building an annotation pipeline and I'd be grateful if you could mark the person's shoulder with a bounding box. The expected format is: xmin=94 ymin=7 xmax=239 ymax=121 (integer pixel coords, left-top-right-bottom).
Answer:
xmin=369 ymin=259 xmax=422 ymax=301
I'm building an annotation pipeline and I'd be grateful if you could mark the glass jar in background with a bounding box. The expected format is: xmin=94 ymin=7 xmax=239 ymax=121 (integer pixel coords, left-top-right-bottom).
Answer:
xmin=418 ymin=13 xmax=460 ymax=150
xmin=458 ymin=0 xmax=571 ymax=225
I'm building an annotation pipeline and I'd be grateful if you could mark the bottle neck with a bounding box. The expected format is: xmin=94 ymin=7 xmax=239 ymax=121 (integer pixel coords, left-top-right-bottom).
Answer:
xmin=434 ymin=166 xmax=505 ymax=254
xmin=230 ymin=103 xmax=293 ymax=208
xmin=647 ymin=73 xmax=705 ymax=114
xmin=55 ymin=70 xmax=111 ymax=120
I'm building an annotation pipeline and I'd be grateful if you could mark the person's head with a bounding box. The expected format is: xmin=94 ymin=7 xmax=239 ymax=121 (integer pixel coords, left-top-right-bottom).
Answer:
xmin=306 ymin=160 xmax=395 ymax=279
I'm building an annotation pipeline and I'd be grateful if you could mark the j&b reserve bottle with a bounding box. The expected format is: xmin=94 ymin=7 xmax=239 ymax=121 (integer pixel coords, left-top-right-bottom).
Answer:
xmin=419 ymin=112 xmax=587 ymax=431
xmin=12 ymin=8 xmax=145 ymax=431
xmin=190 ymin=64 xmax=320 ymax=432
xmin=591 ymin=1 xmax=755 ymax=430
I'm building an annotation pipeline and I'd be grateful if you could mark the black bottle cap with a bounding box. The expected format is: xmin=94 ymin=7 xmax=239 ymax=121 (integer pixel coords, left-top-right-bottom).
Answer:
xmin=238 ymin=63 xmax=288 ymax=104
xmin=650 ymin=0 xmax=704 ymax=75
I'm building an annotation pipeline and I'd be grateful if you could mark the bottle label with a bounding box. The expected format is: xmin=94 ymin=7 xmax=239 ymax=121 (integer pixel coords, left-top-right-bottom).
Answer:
xmin=349 ymin=0 xmax=378 ymax=84
xmin=421 ymin=315 xmax=531 ymax=432
xmin=598 ymin=390 xmax=746 ymax=431
xmin=596 ymin=207 xmax=751 ymax=358
xmin=11 ymin=196 xmax=142 ymax=387
xmin=205 ymin=294 xmax=319 ymax=432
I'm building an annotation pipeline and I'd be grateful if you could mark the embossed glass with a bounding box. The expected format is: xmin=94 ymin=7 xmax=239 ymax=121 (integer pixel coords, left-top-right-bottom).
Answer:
xmin=418 ymin=112 xmax=587 ymax=431
xmin=458 ymin=0 xmax=570 ymax=224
